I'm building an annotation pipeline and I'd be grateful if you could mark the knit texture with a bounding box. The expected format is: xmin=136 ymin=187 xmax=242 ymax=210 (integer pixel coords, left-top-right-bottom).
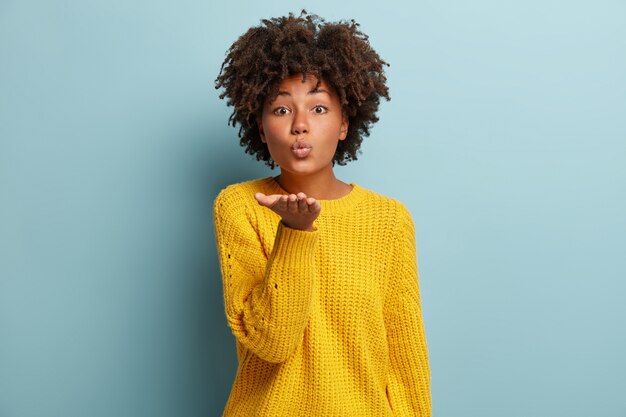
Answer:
xmin=213 ymin=176 xmax=431 ymax=416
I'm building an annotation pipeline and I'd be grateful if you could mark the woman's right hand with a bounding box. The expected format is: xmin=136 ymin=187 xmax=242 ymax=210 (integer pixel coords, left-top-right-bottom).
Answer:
xmin=254 ymin=192 xmax=321 ymax=231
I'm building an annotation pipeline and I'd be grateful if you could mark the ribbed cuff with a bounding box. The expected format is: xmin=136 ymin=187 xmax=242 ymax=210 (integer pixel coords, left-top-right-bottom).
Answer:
xmin=270 ymin=221 xmax=318 ymax=271
xmin=263 ymin=221 xmax=319 ymax=305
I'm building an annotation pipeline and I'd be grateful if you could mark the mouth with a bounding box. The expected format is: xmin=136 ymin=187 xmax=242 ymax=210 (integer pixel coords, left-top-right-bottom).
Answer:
xmin=292 ymin=140 xmax=312 ymax=158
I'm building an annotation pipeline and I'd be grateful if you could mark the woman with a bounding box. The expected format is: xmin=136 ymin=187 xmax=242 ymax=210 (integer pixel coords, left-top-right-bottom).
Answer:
xmin=213 ymin=10 xmax=431 ymax=416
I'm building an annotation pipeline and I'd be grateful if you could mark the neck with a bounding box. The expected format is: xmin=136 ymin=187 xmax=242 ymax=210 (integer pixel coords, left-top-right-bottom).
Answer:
xmin=275 ymin=169 xmax=352 ymax=200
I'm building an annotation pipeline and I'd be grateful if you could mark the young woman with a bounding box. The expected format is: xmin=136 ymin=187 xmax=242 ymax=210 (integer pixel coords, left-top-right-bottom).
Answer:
xmin=213 ymin=11 xmax=431 ymax=416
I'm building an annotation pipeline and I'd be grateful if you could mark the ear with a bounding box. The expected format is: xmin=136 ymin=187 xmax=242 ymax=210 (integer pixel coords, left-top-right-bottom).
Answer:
xmin=338 ymin=113 xmax=349 ymax=141
xmin=257 ymin=115 xmax=266 ymax=143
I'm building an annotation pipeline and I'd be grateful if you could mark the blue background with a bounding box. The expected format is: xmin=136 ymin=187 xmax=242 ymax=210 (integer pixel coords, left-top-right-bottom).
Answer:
xmin=1 ymin=1 xmax=625 ymax=416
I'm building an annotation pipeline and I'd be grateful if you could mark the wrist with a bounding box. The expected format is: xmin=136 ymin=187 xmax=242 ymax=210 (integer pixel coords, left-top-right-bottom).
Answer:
xmin=281 ymin=220 xmax=315 ymax=232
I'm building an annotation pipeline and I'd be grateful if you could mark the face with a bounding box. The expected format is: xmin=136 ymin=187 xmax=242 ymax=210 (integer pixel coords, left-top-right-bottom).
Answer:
xmin=258 ymin=74 xmax=349 ymax=177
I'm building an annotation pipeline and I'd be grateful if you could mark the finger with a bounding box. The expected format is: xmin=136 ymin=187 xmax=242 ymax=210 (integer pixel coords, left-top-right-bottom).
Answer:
xmin=254 ymin=192 xmax=269 ymax=206
xmin=306 ymin=198 xmax=320 ymax=213
xmin=297 ymin=193 xmax=308 ymax=212
xmin=287 ymin=194 xmax=298 ymax=213
xmin=277 ymin=195 xmax=288 ymax=211
xmin=255 ymin=193 xmax=281 ymax=208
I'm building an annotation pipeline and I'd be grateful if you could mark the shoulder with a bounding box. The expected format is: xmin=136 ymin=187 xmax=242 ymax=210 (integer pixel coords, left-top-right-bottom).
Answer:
xmin=214 ymin=177 xmax=273 ymax=210
xmin=355 ymin=184 xmax=414 ymax=225
xmin=213 ymin=177 xmax=275 ymax=226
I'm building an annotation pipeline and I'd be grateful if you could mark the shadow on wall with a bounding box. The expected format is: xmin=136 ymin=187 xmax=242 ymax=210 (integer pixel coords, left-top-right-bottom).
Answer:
xmin=200 ymin=118 xmax=271 ymax=411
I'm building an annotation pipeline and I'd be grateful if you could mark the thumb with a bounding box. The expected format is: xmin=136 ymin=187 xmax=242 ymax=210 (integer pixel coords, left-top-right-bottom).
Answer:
xmin=254 ymin=192 xmax=279 ymax=208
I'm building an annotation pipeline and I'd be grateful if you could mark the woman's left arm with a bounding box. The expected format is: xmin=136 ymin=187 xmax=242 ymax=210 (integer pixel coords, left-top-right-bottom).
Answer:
xmin=384 ymin=203 xmax=432 ymax=417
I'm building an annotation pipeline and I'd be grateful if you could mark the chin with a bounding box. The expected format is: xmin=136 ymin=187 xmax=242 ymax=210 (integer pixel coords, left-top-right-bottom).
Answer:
xmin=280 ymin=168 xmax=317 ymax=177
xmin=278 ymin=163 xmax=324 ymax=177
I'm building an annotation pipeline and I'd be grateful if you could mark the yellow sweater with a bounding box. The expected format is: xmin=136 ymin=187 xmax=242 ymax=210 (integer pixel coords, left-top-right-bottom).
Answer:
xmin=213 ymin=176 xmax=431 ymax=416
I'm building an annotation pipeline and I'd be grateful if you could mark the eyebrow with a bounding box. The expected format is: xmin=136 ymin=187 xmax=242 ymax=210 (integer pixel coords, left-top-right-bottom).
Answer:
xmin=276 ymin=88 xmax=331 ymax=97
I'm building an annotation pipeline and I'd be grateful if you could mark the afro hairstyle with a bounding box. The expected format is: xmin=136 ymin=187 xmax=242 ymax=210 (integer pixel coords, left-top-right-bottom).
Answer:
xmin=214 ymin=10 xmax=390 ymax=168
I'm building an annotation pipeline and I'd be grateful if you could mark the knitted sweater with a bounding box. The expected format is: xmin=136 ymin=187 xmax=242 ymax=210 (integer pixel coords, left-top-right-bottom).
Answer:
xmin=213 ymin=176 xmax=431 ymax=417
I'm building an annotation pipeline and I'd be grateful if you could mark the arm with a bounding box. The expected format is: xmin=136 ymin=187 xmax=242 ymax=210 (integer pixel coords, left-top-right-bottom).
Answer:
xmin=213 ymin=188 xmax=318 ymax=363
xmin=384 ymin=203 xmax=432 ymax=416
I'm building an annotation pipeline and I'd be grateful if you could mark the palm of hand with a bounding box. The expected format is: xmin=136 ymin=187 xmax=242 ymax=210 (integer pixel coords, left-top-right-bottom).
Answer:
xmin=254 ymin=192 xmax=321 ymax=231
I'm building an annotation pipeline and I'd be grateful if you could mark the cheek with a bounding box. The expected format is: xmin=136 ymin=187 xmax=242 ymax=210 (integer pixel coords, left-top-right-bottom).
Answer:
xmin=323 ymin=119 xmax=345 ymax=140
xmin=262 ymin=118 xmax=289 ymax=139
xmin=263 ymin=133 xmax=289 ymax=158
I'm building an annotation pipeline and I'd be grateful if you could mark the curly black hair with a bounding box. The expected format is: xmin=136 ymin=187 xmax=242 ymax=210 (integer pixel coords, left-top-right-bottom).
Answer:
xmin=215 ymin=10 xmax=390 ymax=169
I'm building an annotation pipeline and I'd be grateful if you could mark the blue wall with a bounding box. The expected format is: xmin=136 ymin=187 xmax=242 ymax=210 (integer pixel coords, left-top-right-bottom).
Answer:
xmin=1 ymin=1 xmax=625 ymax=416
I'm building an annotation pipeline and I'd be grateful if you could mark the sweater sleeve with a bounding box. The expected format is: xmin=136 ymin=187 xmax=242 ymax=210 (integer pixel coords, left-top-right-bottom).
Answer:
xmin=384 ymin=203 xmax=432 ymax=416
xmin=213 ymin=187 xmax=319 ymax=363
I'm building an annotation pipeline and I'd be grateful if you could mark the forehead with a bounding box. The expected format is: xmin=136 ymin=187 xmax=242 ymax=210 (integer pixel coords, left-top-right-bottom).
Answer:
xmin=274 ymin=73 xmax=336 ymax=95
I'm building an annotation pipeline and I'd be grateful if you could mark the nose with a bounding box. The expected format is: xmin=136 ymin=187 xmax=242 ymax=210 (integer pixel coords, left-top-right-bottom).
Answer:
xmin=291 ymin=110 xmax=309 ymax=136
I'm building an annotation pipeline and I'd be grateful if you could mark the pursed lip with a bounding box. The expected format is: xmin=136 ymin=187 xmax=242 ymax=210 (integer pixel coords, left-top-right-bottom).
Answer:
xmin=291 ymin=140 xmax=312 ymax=158
xmin=292 ymin=140 xmax=312 ymax=150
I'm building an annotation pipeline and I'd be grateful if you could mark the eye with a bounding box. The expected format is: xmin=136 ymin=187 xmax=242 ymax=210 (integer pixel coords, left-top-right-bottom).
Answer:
xmin=312 ymin=105 xmax=328 ymax=114
xmin=272 ymin=107 xmax=290 ymax=116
